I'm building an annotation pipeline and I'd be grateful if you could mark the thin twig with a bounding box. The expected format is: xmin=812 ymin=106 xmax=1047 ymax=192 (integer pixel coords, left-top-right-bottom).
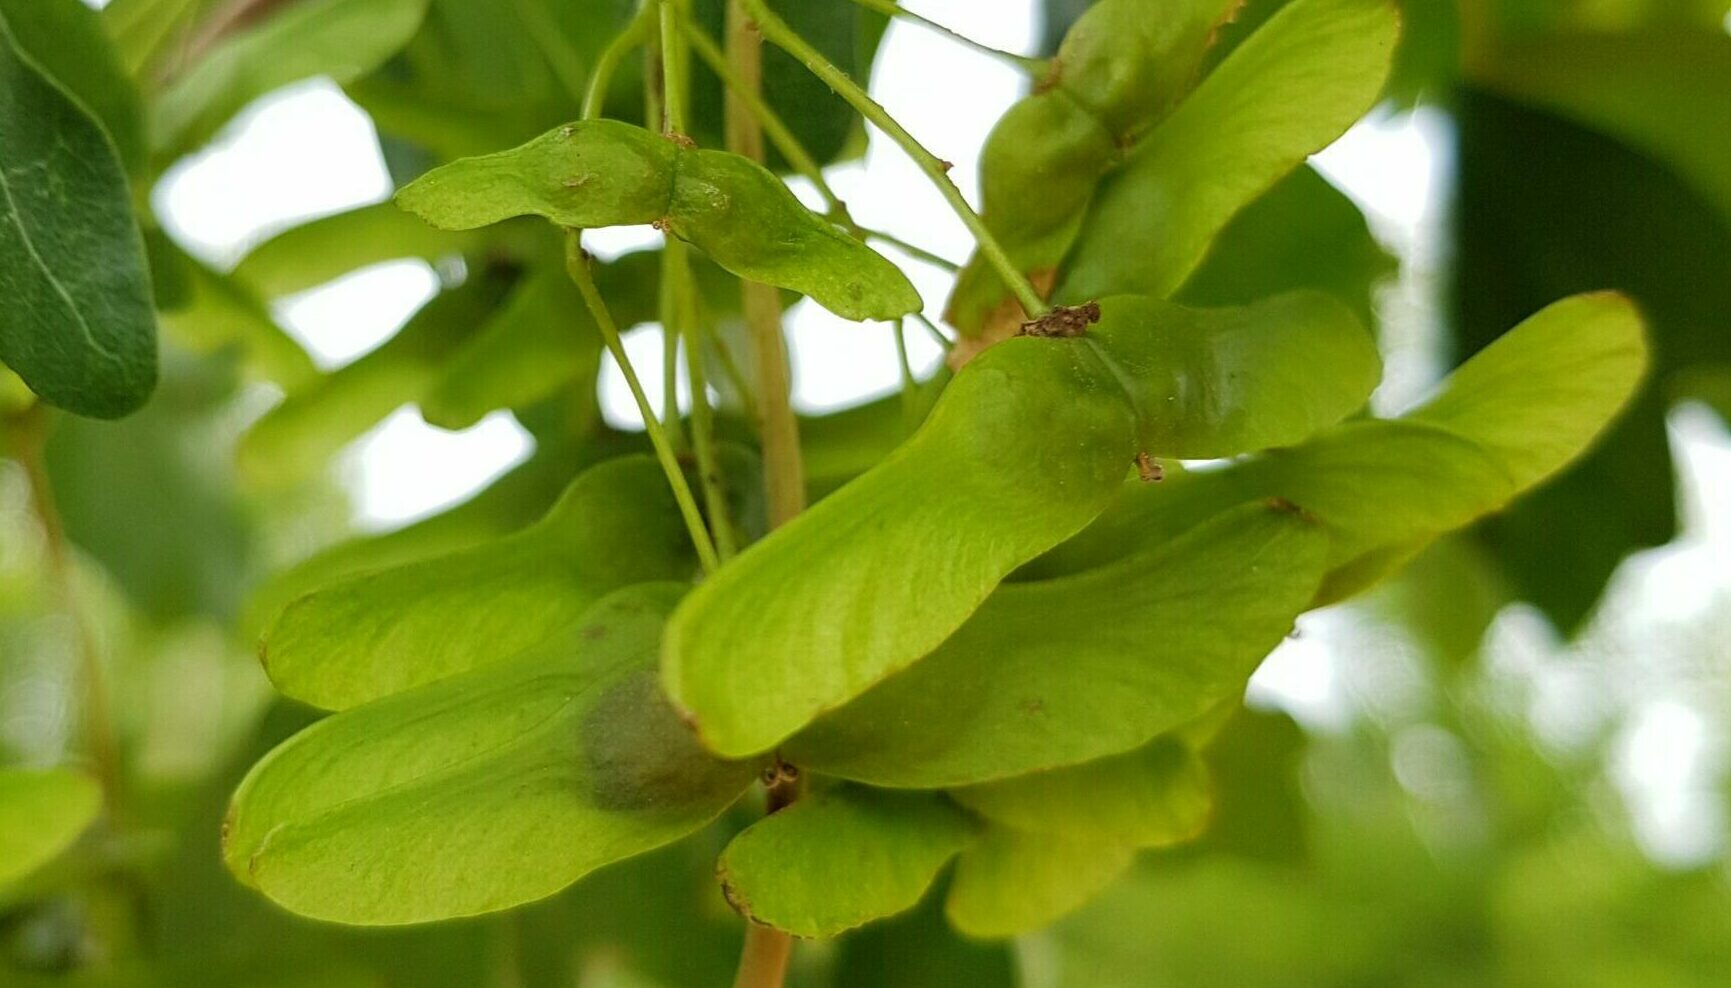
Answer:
xmin=739 ymin=0 xmax=1049 ymax=319
xmin=841 ymin=0 xmax=1049 ymax=71
xmin=565 ymin=233 xmax=720 ymax=574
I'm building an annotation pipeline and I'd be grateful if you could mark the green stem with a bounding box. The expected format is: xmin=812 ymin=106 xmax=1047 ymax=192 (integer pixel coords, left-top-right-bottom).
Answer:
xmin=894 ymin=319 xmax=919 ymax=432
xmin=841 ymin=0 xmax=1049 ymax=71
xmin=670 ymin=241 xmax=737 ymax=561
xmin=659 ymin=0 xmax=692 ymax=134
xmin=706 ymin=331 xmax=759 ymax=423
xmin=911 ymin=310 xmax=955 ymax=351
xmin=861 ymin=227 xmax=961 ymax=272
xmin=739 ymin=0 xmax=1049 ymax=318
xmin=565 ymin=232 xmax=720 ymax=575
xmin=582 ymin=4 xmax=655 ymax=119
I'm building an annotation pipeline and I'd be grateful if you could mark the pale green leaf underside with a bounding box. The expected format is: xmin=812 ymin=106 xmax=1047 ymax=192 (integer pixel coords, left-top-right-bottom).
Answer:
xmin=786 ymin=502 xmax=1328 ymax=788
xmin=228 ymin=585 xmax=756 ymax=926
xmin=263 ymin=455 xmax=697 ymax=710
xmin=718 ymin=787 xmax=975 ymax=938
xmin=0 ymin=768 xmax=101 ymax=888
xmin=945 ymin=827 xmax=1135 ymax=940
xmin=950 ymin=736 xmax=1212 ymax=848
xmin=0 ymin=11 xmax=156 ymax=418
xmin=1057 ymin=0 xmax=1401 ymax=303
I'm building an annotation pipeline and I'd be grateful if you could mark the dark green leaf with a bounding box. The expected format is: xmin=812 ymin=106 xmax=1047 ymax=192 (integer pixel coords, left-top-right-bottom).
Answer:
xmin=0 ymin=0 xmax=145 ymax=173
xmin=0 ymin=10 xmax=156 ymax=418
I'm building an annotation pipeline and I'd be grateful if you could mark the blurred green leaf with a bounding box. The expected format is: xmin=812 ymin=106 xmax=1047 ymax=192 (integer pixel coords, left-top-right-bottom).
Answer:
xmin=1177 ymin=165 xmax=1396 ymax=328
xmin=945 ymin=827 xmax=1135 ymax=939
xmin=153 ymin=0 xmax=432 ymax=155
xmin=951 ymin=736 xmax=1212 ymax=848
xmin=0 ymin=10 xmax=156 ymax=419
xmin=833 ymin=889 xmax=1018 ymax=988
xmin=227 ymin=585 xmax=756 ymax=925
xmin=232 ymin=202 xmax=490 ymax=298
xmin=0 ymin=768 xmax=100 ymax=888
xmin=718 ymin=786 xmax=975 ymax=938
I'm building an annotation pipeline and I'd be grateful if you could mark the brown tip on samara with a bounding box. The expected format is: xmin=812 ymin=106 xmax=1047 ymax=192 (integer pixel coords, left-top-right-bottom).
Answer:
xmin=1019 ymin=301 xmax=1101 ymax=339
xmin=1135 ymin=452 xmax=1164 ymax=483
xmin=1265 ymin=496 xmax=1319 ymax=524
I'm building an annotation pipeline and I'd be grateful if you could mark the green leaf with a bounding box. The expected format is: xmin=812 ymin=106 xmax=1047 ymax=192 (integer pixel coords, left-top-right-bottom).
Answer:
xmin=1406 ymin=291 xmax=1648 ymax=491
xmin=786 ymin=502 xmax=1328 ymax=787
xmin=153 ymin=0 xmax=432 ymax=155
xmin=717 ymin=787 xmax=976 ymax=938
xmin=0 ymin=0 xmax=145 ymax=173
xmin=232 ymin=202 xmax=491 ymax=298
xmin=1032 ymin=293 xmax=1649 ymax=606
xmin=834 ymin=889 xmax=1019 ymax=988
xmin=395 ymin=119 xmax=920 ymax=321
xmin=1450 ymin=89 xmax=1713 ymax=630
xmin=945 ymin=0 xmax=1241 ymax=333
xmin=950 ymin=736 xmax=1212 ymax=848
xmin=663 ymin=337 xmax=1138 ymax=758
xmin=0 ymin=11 xmax=156 ymax=419
xmin=227 ymin=585 xmax=756 ymax=925
xmin=1056 ymin=0 xmax=1400 ymax=303
xmin=0 ymin=768 xmax=100 ymax=888
xmin=1089 ymin=291 xmax=1380 ymax=457
xmin=1177 ymin=165 xmax=1396 ymax=328
xmin=262 ymin=455 xmax=701 ymax=710
xmin=944 ymin=827 xmax=1135 ymax=940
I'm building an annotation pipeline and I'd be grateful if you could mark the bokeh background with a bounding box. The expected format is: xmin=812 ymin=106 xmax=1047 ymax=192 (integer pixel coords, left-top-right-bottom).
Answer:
xmin=2 ymin=0 xmax=1730 ymax=984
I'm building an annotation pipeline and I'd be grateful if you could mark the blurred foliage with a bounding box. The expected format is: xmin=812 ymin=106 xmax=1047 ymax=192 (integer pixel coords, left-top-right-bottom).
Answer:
xmin=0 ymin=0 xmax=1726 ymax=984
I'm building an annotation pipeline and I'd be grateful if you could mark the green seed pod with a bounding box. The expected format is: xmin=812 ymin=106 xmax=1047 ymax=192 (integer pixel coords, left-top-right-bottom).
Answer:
xmin=946 ymin=0 xmax=1241 ymax=337
xmin=395 ymin=120 xmax=920 ymax=321
xmin=1085 ymin=291 xmax=1379 ymax=458
xmin=662 ymin=333 xmax=1139 ymax=759
xmin=669 ymin=148 xmax=922 ymax=322
xmin=665 ymin=290 xmax=1378 ymax=757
